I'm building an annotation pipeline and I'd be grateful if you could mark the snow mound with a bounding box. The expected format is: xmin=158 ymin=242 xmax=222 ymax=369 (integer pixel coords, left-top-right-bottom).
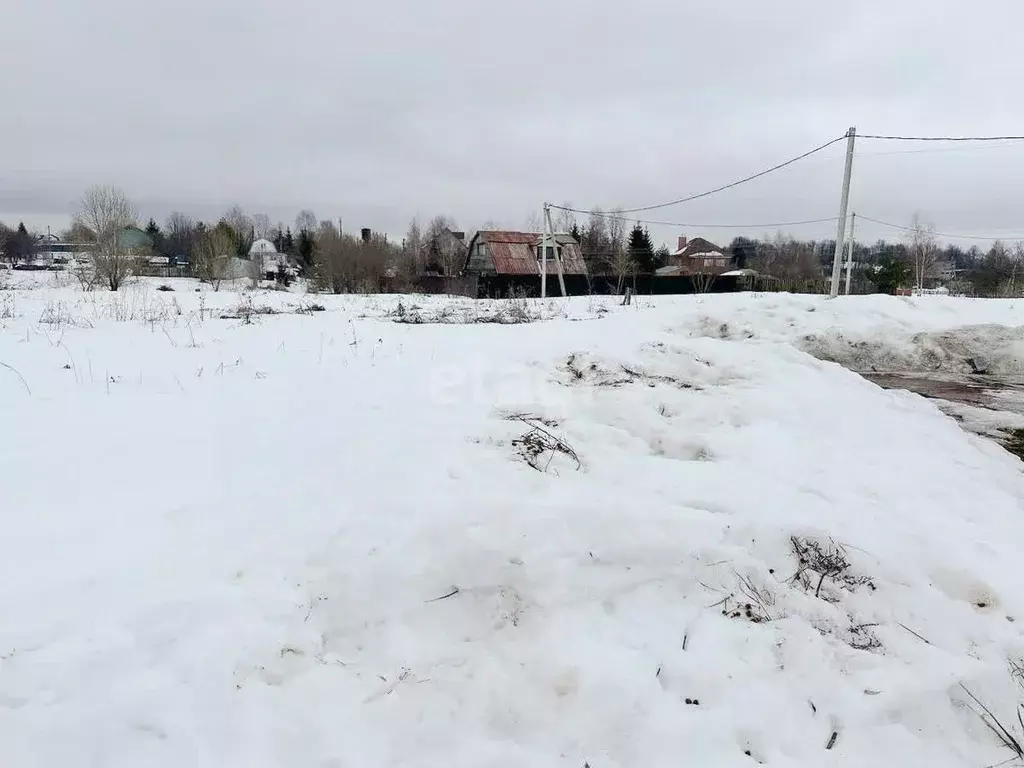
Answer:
xmin=799 ymin=324 xmax=1024 ymax=376
xmin=2 ymin=283 xmax=1024 ymax=766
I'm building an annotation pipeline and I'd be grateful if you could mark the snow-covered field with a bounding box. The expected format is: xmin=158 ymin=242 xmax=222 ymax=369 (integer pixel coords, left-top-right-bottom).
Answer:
xmin=2 ymin=272 xmax=1024 ymax=767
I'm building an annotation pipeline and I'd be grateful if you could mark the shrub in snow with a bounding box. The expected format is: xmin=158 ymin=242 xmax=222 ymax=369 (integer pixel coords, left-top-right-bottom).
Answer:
xmin=387 ymin=298 xmax=546 ymax=325
xmin=790 ymin=536 xmax=875 ymax=600
xmin=220 ymin=296 xmax=278 ymax=323
xmin=509 ymin=416 xmax=580 ymax=473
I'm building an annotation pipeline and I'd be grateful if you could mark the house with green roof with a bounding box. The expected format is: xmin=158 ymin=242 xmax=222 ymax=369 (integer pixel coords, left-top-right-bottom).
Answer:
xmin=117 ymin=227 xmax=153 ymax=253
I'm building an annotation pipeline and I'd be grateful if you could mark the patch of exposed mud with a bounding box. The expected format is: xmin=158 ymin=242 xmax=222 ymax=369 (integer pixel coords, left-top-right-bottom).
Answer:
xmin=801 ymin=324 xmax=1024 ymax=378
xmin=1004 ymin=428 xmax=1024 ymax=461
xmin=862 ymin=373 xmax=1024 ymax=409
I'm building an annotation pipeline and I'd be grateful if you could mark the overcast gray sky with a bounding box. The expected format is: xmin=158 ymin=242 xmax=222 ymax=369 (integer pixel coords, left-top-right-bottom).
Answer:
xmin=3 ymin=0 xmax=1024 ymax=246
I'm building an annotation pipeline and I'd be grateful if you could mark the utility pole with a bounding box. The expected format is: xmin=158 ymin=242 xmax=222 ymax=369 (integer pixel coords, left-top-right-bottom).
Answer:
xmin=544 ymin=204 xmax=567 ymax=297
xmin=844 ymin=212 xmax=856 ymax=295
xmin=540 ymin=204 xmax=548 ymax=298
xmin=829 ymin=126 xmax=857 ymax=297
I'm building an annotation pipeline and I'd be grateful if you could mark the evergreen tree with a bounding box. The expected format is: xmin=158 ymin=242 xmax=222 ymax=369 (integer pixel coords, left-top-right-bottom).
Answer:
xmin=272 ymin=228 xmax=284 ymax=252
xmin=569 ymin=222 xmax=582 ymax=243
xmin=297 ymin=228 xmax=315 ymax=272
xmin=869 ymin=255 xmax=911 ymax=294
xmin=654 ymin=245 xmax=670 ymax=269
xmin=217 ymin=217 xmax=254 ymax=258
xmin=4 ymin=222 xmax=36 ymax=263
xmin=627 ymin=223 xmax=657 ymax=273
xmin=282 ymin=227 xmax=295 ymax=254
xmin=144 ymin=218 xmax=166 ymax=256
xmin=731 ymin=243 xmax=750 ymax=270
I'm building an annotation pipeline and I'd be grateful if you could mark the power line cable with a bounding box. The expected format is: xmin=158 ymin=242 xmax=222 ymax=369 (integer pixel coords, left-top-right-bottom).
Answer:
xmin=857 ymin=141 xmax=1024 ymax=156
xmin=550 ymin=134 xmax=848 ymax=216
xmin=859 ymin=133 xmax=1024 ymax=142
xmin=858 ymin=215 xmax=1024 ymax=241
xmin=573 ymin=209 xmax=839 ymax=230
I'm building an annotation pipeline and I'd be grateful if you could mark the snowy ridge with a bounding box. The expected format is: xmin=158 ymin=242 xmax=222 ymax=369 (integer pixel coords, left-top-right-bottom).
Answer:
xmin=800 ymin=324 xmax=1024 ymax=377
xmin=1 ymin=278 xmax=1024 ymax=766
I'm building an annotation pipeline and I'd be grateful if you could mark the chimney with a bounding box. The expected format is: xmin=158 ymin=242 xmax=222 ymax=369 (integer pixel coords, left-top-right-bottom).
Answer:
xmin=361 ymin=227 xmax=371 ymax=243
xmin=677 ymin=236 xmax=688 ymax=252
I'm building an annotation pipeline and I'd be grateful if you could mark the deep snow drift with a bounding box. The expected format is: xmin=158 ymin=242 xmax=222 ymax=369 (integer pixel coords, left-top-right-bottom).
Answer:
xmin=2 ymin=274 xmax=1024 ymax=767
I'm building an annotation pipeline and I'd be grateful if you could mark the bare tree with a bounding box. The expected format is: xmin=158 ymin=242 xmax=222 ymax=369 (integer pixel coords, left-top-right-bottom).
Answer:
xmin=60 ymin=221 xmax=97 ymax=245
xmin=191 ymin=223 xmax=235 ymax=291
xmin=1002 ymin=242 xmax=1024 ymax=296
xmin=692 ymin=272 xmax=717 ymax=294
xmin=606 ymin=208 xmax=628 ymax=269
xmin=74 ymin=185 xmax=139 ymax=290
xmin=251 ymin=213 xmax=272 ymax=240
xmin=223 ymin=205 xmax=252 ymax=237
xmin=164 ymin=212 xmax=197 ymax=266
xmin=747 ymin=232 xmax=822 ymax=283
xmin=907 ymin=213 xmax=939 ymax=290
xmin=312 ymin=221 xmax=390 ymax=293
xmin=552 ymin=202 xmax=577 ymax=234
xmin=609 ymin=248 xmax=637 ymax=294
xmin=524 ymin=211 xmax=543 ymax=233
xmin=423 ymin=215 xmax=464 ymax=276
xmin=581 ymin=208 xmax=610 ymax=272
xmin=400 ymin=217 xmax=424 ymax=278
xmin=295 ymin=209 xmax=317 ymax=235
xmin=970 ymin=240 xmax=1014 ymax=296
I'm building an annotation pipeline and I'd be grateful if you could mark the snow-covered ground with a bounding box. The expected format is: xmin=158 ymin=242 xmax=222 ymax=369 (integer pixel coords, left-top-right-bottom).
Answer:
xmin=2 ymin=273 xmax=1024 ymax=767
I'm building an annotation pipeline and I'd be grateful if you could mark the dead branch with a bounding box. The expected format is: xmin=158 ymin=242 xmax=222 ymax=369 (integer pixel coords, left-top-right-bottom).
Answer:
xmin=960 ymin=684 xmax=1024 ymax=761
xmin=512 ymin=417 xmax=580 ymax=473
xmin=0 ymin=361 xmax=30 ymax=395
xmin=897 ymin=622 xmax=931 ymax=645
xmin=426 ymin=587 xmax=460 ymax=603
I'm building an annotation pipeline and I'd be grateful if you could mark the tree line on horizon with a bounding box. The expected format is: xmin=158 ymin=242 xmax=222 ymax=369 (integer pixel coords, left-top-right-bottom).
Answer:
xmin=2 ymin=189 xmax=1022 ymax=297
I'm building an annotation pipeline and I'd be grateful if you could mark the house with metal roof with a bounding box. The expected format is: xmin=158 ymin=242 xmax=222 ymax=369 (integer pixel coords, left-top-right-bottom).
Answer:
xmin=33 ymin=233 xmax=92 ymax=266
xmin=117 ymin=227 xmax=153 ymax=252
xmin=657 ymin=236 xmax=731 ymax=275
xmin=463 ymin=231 xmax=587 ymax=276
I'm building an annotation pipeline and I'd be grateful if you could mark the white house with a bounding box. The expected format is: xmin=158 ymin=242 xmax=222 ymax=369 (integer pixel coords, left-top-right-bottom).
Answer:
xmin=248 ymin=238 xmax=291 ymax=275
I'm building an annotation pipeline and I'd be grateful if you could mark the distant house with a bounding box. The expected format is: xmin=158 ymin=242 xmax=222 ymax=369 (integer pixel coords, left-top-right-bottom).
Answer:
xmin=118 ymin=227 xmax=153 ymax=254
xmin=463 ymin=230 xmax=587 ymax=276
xmin=250 ymin=238 xmax=277 ymax=258
xmin=249 ymin=238 xmax=294 ymax=278
xmin=658 ymin=236 xmax=730 ymax=275
xmin=33 ymin=233 xmax=91 ymax=265
xmin=115 ymin=227 xmax=164 ymax=271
